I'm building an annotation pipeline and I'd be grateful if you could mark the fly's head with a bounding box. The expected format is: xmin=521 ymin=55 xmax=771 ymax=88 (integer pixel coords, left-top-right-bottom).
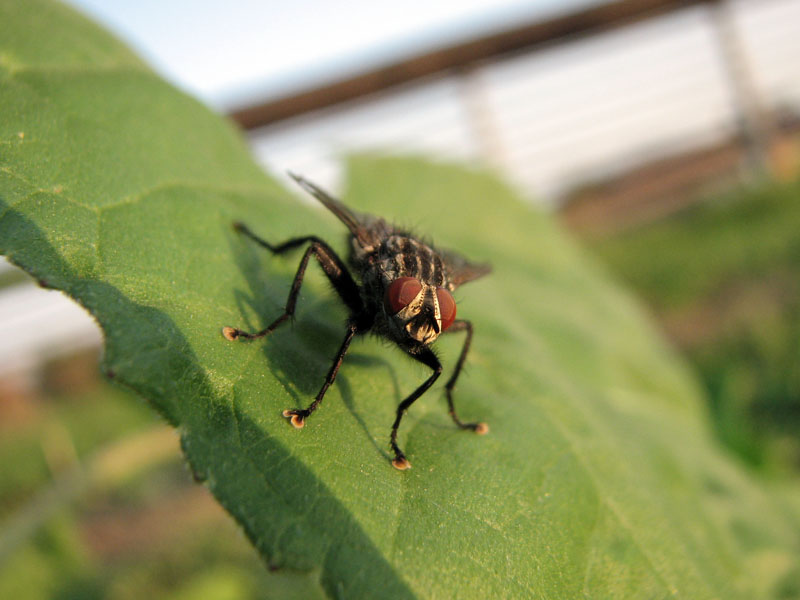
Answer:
xmin=383 ymin=277 xmax=457 ymax=346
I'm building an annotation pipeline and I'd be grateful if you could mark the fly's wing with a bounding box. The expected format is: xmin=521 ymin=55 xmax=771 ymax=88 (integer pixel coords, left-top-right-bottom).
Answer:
xmin=289 ymin=172 xmax=384 ymax=249
xmin=289 ymin=173 xmax=361 ymax=234
xmin=438 ymin=247 xmax=492 ymax=289
xmin=290 ymin=173 xmax=490 ymax=280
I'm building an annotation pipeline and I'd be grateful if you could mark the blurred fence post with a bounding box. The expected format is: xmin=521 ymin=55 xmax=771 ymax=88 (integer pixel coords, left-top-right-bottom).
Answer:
xmin=709 ymin=0 xmax=774 ymax=177
xmin=458 ymin=64 xmax=507 ymax=171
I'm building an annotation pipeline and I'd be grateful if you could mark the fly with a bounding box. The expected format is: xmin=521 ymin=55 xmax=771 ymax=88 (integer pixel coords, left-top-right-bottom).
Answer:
xmin=223 ymin=173 xmax=490 ymax=470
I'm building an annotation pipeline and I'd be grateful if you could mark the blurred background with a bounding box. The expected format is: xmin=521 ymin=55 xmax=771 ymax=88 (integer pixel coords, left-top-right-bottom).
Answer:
xmin=2 ymin=0 xmax=799 ymax=597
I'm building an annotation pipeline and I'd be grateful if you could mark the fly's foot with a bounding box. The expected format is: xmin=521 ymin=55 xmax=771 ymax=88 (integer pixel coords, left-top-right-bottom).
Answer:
xmin=221 ymin=326 xmax=241 ymax=341
xmin=222 ymin=325 xmax=275 ymax=341
xmin=392 ymin=454 xmax=411 ymax=471
xmin=282 ymin=409 xmax=308 ymax=429
xmin=453 ymin=418 xmax=489 ymax=435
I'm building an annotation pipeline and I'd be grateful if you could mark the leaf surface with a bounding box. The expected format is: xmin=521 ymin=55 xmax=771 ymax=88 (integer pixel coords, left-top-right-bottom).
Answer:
xmin=1 ymin=1 xmax=798 ymax=597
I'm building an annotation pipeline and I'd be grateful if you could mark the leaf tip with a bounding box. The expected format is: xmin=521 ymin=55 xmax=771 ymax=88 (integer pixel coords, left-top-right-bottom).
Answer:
xmin=189 ymin=466 xmax=207 ymax=484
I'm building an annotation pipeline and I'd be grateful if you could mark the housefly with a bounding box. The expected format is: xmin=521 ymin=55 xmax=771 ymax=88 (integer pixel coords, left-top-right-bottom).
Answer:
xmin=223 ymin=174 xmax=490 ymax=470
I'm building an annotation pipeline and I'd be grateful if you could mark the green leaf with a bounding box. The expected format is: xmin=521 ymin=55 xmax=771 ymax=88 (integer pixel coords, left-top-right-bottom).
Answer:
xmin=1 ymin=1 xmax=798 ymax=597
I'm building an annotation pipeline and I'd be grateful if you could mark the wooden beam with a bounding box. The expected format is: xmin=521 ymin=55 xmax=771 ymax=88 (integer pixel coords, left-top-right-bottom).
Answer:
xmin=230 ymin=0 xmax=716 ymax=129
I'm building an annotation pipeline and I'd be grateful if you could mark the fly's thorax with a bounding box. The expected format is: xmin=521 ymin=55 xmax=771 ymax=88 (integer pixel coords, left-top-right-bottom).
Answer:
xmin=380 ymin=235 xmax=448 ymax=288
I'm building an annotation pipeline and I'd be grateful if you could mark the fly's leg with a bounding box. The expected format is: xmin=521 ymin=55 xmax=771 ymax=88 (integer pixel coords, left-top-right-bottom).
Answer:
xmin=443 ymin=320 xmax=489 ymax=435
xmin=222 ymin=222 xmax=365 ymax=427
xmin=282 ymin=322 xmax=358 ymax=428
xmin=390 ymin=348 xmax=442 ymax=470
xmin=222 ymin=223 xmax=362 ymax=342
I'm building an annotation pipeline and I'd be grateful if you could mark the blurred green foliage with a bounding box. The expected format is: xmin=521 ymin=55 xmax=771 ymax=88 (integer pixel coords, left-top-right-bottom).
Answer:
xmin=0 ymin=374 xmax=296 ymax=600
xmin=588 ymin=178 xmax=800 ymax=472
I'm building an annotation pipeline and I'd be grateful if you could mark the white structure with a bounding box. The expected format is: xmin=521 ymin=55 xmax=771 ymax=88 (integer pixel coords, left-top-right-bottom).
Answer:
xmin=248 ymin=0 xmax=800 ymax=204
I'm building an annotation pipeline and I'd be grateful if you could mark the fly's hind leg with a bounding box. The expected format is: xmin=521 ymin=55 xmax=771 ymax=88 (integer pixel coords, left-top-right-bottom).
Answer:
xmin=222 ymin=222 xmax=365 ymax=427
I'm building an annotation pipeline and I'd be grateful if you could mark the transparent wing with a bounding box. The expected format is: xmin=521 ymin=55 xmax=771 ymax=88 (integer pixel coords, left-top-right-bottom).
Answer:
xmin=438 ymin=247 xmax=492 ymax=289
xmin=289 ymin=172 xmax=363 ymax=235
xmin=289 ymin=172 xmax=389 ymax=249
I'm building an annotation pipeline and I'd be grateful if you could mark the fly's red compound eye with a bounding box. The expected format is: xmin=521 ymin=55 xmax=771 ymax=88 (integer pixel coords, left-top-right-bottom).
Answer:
xmin=384 ymin=277 xmax=423 ymax=315
xmin=436 ymin=287 xmax=457 ymax=331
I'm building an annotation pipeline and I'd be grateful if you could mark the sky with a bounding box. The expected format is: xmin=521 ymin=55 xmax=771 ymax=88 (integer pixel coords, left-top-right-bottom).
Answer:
xmin=63 ymin=0 xmax=599 ymax=110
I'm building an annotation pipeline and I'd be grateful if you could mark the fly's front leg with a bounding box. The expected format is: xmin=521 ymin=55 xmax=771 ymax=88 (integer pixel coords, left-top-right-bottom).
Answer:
xmin=390 ymin=348 xmax=442 ymax=471
xmin=222 ymin=222 xmax=362 ymax=341
xmin=222 ymin=222 xmax=365 ymax=427
xmin=282 ymin=321 xmax=358 ymax=428
xmin=443 ymin=319 xmax=488 ymax=435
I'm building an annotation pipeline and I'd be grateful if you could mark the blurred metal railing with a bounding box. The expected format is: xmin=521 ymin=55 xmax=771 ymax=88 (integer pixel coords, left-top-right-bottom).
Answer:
xmin=230 ymin=0 xmax=718 ymax=129
xmin=234 ymin=0 xmax=799 ymax=205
